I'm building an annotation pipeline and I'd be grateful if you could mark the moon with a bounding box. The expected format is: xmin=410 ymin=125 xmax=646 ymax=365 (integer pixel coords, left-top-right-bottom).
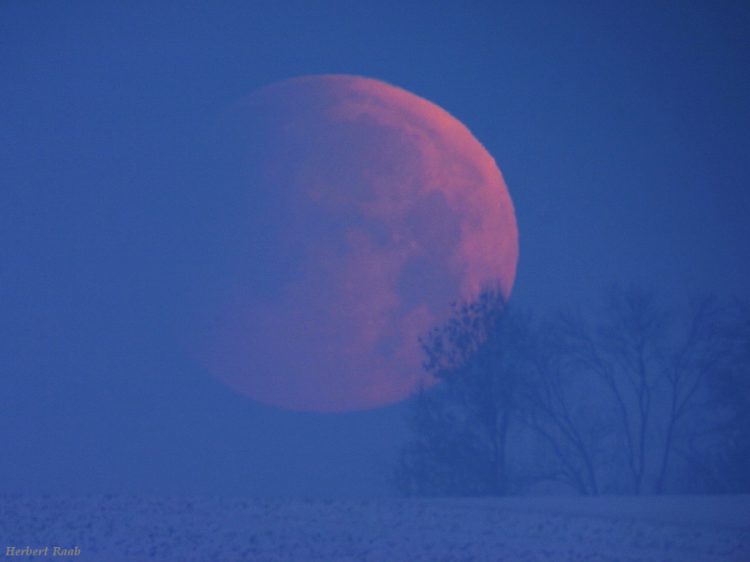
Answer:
xmin=200 ymin=75 xmax=518 ymax=412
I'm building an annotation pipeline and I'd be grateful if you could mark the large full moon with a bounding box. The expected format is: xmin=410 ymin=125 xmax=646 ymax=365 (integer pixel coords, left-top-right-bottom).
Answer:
xmin=201 ymin=75 xmax=518 ymax=412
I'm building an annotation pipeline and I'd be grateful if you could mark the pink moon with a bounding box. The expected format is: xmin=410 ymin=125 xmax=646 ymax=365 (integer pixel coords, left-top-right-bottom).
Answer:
xmin=200 ymin=75 xmax=518 ymax=412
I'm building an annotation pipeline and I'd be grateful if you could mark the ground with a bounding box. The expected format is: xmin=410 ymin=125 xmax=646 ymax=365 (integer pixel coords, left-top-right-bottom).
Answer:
xmin=1 ymin=495 xmax=748 ymax=561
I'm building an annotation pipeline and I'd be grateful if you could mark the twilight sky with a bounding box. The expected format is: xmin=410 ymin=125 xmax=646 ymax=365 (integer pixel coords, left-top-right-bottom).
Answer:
xmin=2 ymin=1 xmax=748 ymax=496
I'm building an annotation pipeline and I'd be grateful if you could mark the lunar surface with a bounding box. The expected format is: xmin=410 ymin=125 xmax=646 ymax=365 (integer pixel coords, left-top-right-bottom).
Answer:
xmin=201 ymin=75 xmax=518 ymax=412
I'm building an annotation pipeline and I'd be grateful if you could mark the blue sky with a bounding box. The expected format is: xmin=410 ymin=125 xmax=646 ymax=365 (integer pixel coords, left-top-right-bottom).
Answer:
xmin=2 ymin=0 xmax=748 ymax=496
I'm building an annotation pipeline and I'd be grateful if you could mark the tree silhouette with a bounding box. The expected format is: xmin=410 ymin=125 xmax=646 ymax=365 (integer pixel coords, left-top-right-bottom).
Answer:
xmin=561 ymin=287 xmax=665 ymax=494
xmin=539 ymin=287 xmax=736 ymax=494
xmin=686 ymin=298 xmax=750 ymax=492
xmin=394 ymin=284 xmax=746 ymax=496
xmin=394 ymin=288 xmax=529 ymax=496
xmin=518 ymin=317 xmax=607 ymax=495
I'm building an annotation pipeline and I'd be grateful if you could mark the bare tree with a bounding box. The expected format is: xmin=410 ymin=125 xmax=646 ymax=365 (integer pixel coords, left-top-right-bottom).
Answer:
xmin=519 ymin=318 xmax=606 ymax=495
xmin=395 ymin=288 xmax=529 ymax=496
xmin=685 ymin=298 xmax=750 ymax=493
xmin=559 ymin=287 xmax=664 ymax=494
xmin=394 ymin=284 xmax=746 ymax=497
xmin=654 ymin=297 xmax=729 ymax=493
xmin=393 ymin=384 xmax=493 ymax=496
xmin=560 ymin=287 xmax=739 ymax=494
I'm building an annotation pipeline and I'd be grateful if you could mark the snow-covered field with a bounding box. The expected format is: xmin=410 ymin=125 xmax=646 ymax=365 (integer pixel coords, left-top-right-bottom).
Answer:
xmin=1 ymin=495 xmax=748 ymax=561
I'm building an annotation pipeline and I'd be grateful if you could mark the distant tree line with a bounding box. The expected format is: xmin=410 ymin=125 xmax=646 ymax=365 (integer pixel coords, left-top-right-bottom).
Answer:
xmin=393 ymin=285 xmax=750 ymax=496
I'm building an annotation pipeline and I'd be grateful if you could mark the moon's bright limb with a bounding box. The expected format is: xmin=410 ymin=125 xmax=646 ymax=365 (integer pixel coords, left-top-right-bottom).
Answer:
xmin=201 ymin=75 xmax=518 ymax=412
